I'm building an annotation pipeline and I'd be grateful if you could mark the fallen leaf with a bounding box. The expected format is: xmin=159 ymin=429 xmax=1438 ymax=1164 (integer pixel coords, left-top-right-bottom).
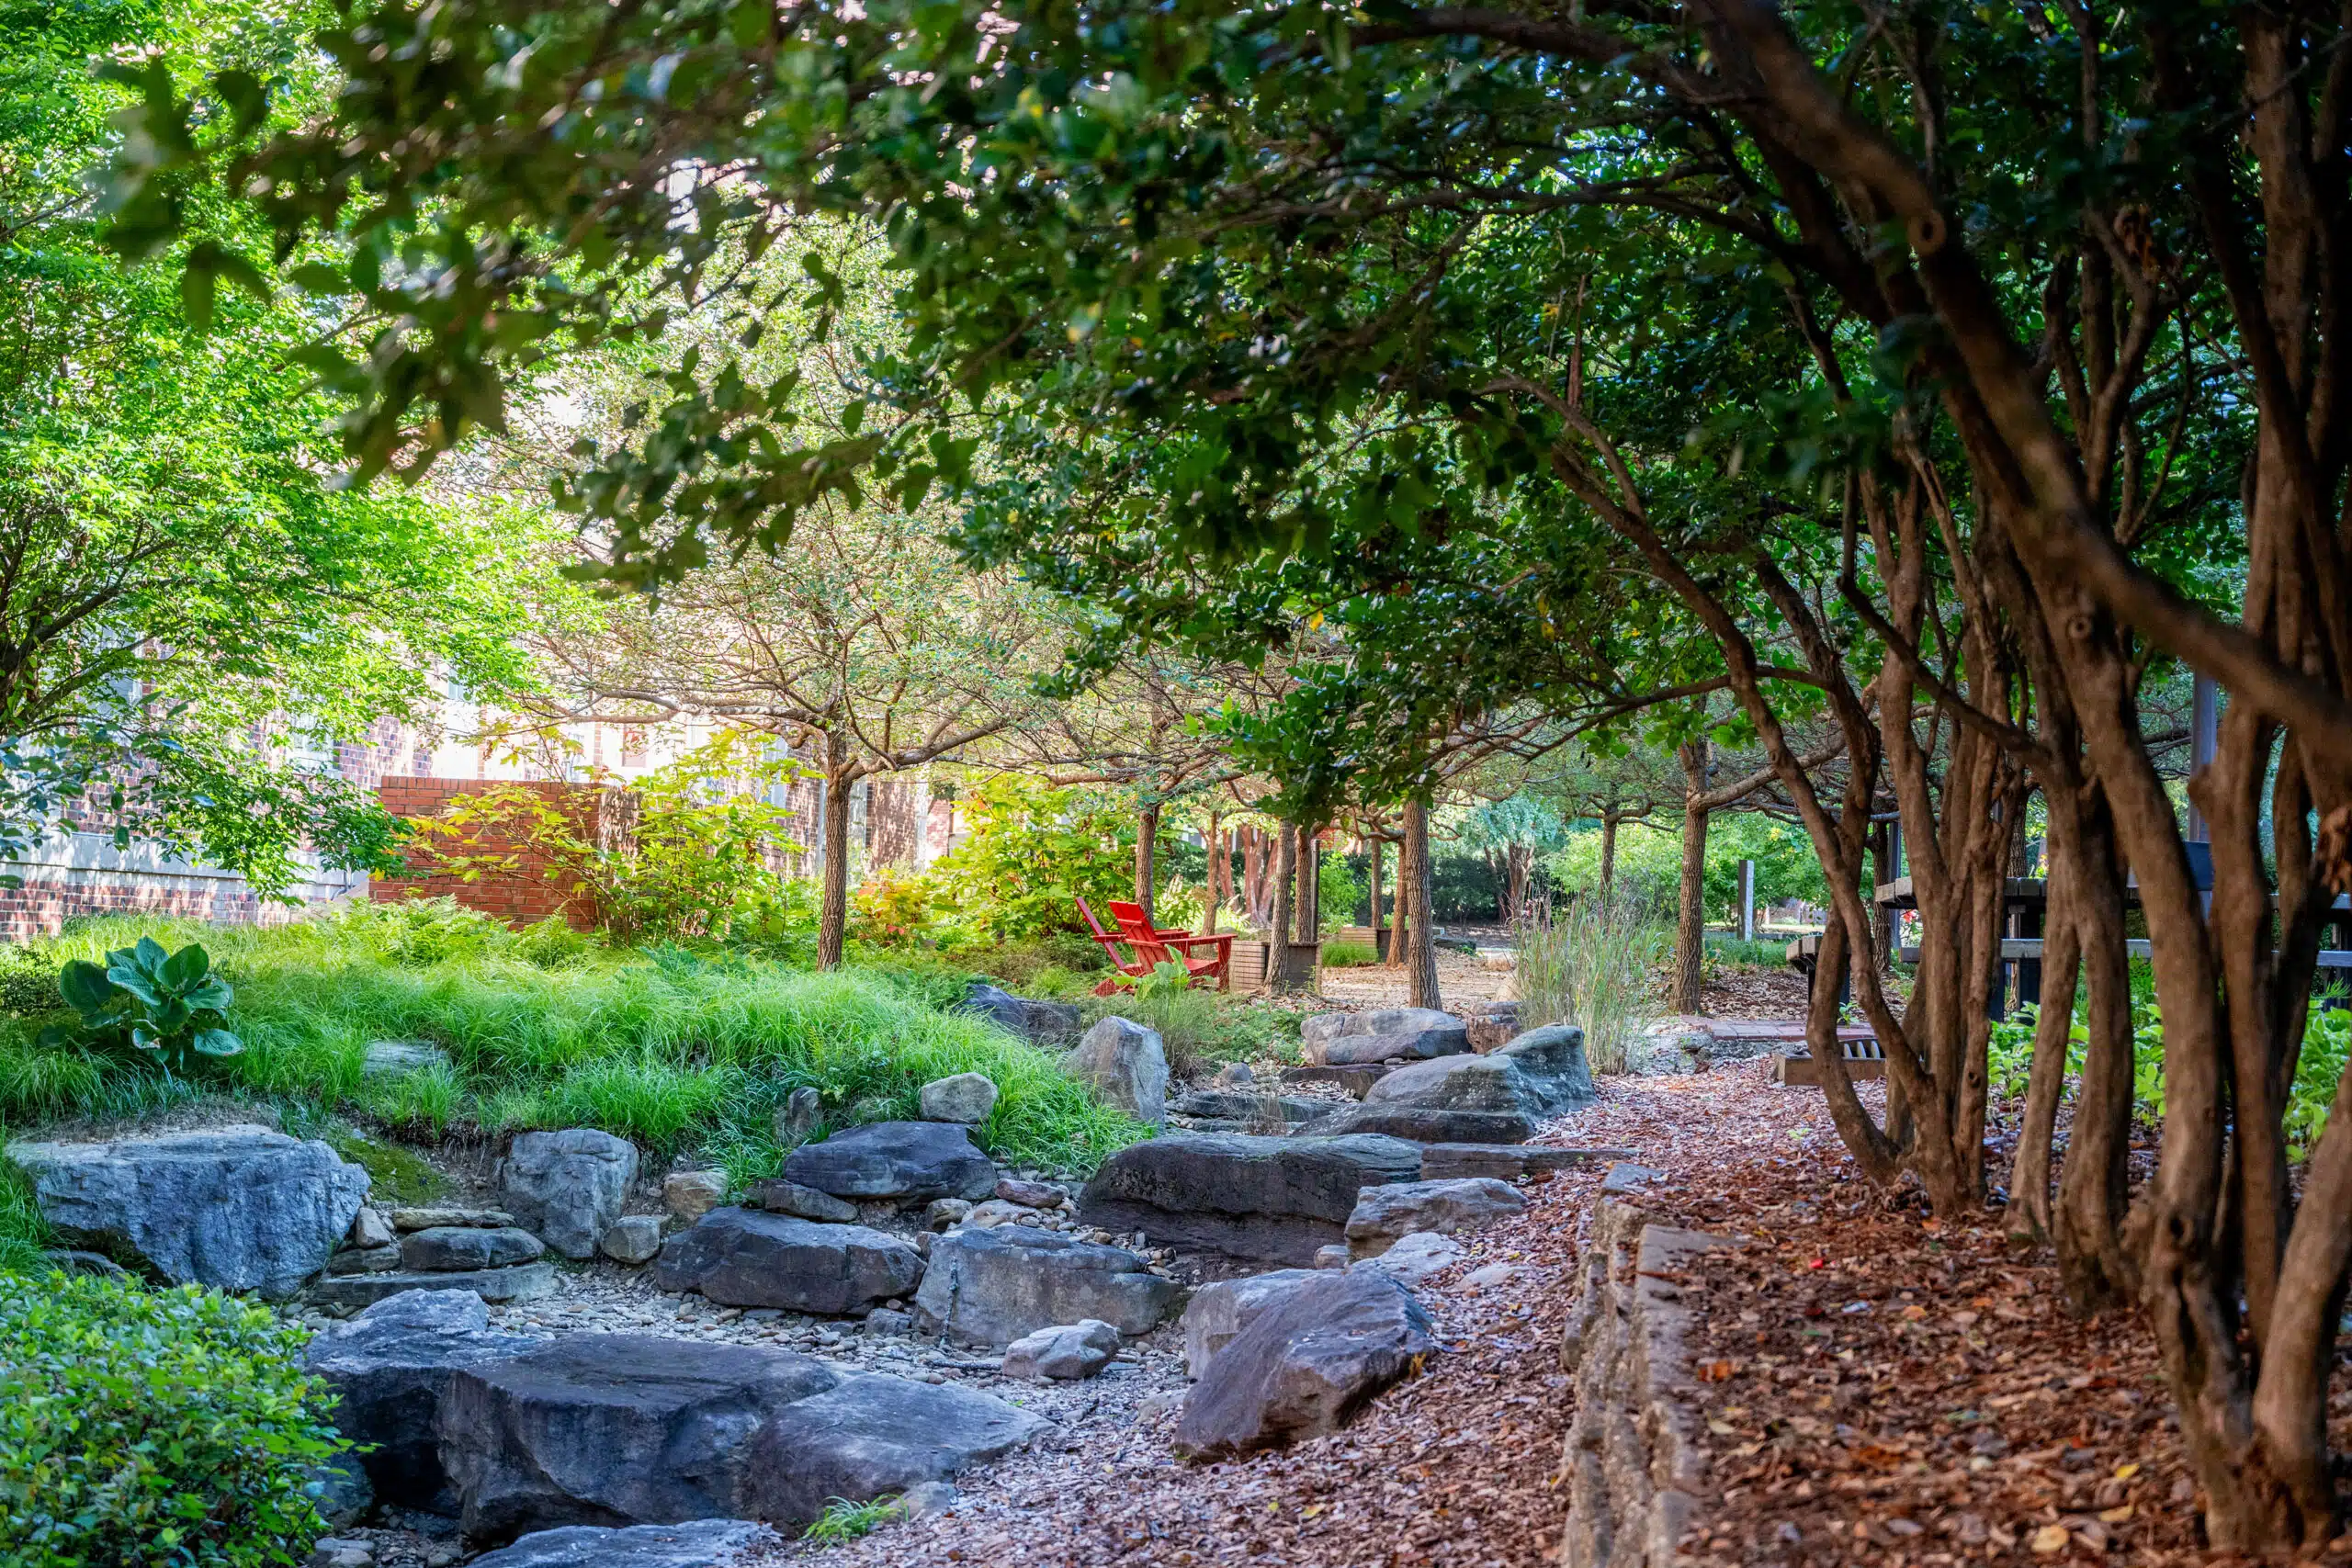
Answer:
xmin=2111 ymin=1462 xmax=2140 ymax=1481
xmin=2030 ymin=1523 xmax=2071 ymax=1554
xmin=1697 ymin=1359 xmax=1738 ymax=1382
xmin=2098 ymin=1505 xmax=2134 ymax=1524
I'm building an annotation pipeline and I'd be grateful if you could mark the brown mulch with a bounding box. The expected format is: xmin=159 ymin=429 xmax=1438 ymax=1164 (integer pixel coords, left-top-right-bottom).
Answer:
xmin=1700 ymin=964 xmax=1813 ymax=1019
xmin=805 ymin=1066 xmax=2351 ymax=1567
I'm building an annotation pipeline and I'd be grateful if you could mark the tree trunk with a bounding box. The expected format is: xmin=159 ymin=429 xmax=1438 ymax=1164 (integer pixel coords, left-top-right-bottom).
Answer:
xmin=2052 ymin=790 xmax=2138 ymax=1310
xmin=1388 ymin=839 xmax=1411 ymax=967
xmin=1675 ymin=740 xmax=1710 ymax=1014
xmin=1369 ymin=836 xmax=1385 ymax=957
xmin=1600 ymin=812 xmax=1619 ymax=898
xmin=1270 ymin=822 xmax=1297 ymax=995
xmin=1202 ymin=817 xmax=1222 ymax=935
xmin=1243 ymin=825 xmax=1266 ymax=927
xmin=2003 ymin=865 xmax=2081 ymax=1247
xmin=1136 ymin=797 xmax=1159 ymax=924
xmin=816 ymin=762 xmax=854 ymax=970
xmin=1404 ymin=798 xmax=1439 ymax=1009
xmin=1870 ymin=819 xmax=1895 ymax=968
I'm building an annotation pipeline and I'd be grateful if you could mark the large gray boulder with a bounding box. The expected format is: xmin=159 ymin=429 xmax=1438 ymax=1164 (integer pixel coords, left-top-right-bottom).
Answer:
xmin=1179 ymin=1269 xmax=1319 ymax=1378
xmin=653 ymin=1207 xmax=922 ymax=1314
xmin=1067 ymin=1016 xmax=1169 ymax=1126
xmin=1364 ymin=1053 xmax=1544 ymax=1114
xmin=1492 ymin=1022 xmax=1598 ymax=1111
xmin=8 ymin=1124 xmax=368 ymax=1299
xmin=957 ymin=981 xmax=1083 ymax=1046
xmin=499 ymin=1130 xmax=639 ymax=1259
xmin=469 ymin=1521 xmax=781 ymax=1568
xmin=913 ymin=1224 xmax=1182 ymax=1345
xmin=439 ymin=1337 xmax=1046 ymax=1543
xmin=1077 ymin=1133 xmax=1423 ymax=1265
xmin=1170 ymin=1269 xmax=1436 ymax=1459
xmin=1301 ymin=1008 xmax=1467 ymax=1067
xmin=1343 ymin=1178 xmax=1527 ymax=1258
xmin=1169 ymin=1089 xmax=1325 ymax=1124
xmin=304 ymin=1290 xmax=537 ymax=1514
xmin=782 ymin=1121 xmax=997 ymax=1203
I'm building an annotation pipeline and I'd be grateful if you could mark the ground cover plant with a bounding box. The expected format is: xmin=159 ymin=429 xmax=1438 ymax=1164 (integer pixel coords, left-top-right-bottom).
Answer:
xmin=0 ymin=1271 xmax=347 ymax=1566
xmin=0 ymin=904 xmax=1148 ymax=1181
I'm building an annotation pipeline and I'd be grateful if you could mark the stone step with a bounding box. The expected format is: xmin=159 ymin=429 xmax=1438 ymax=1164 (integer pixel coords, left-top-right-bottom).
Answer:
xmin=391 ymin=1207 xmax=517 ymax=1232
xmin=1418 ymin=1144 xmax=1636 ymax=1180
xmin=308 ymin=1261 xmax=557 ymax=1315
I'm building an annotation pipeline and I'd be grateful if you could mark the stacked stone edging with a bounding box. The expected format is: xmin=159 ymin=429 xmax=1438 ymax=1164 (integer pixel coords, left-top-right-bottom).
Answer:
xmin=1556 ymin=1197 xmax=1727 ymax=1568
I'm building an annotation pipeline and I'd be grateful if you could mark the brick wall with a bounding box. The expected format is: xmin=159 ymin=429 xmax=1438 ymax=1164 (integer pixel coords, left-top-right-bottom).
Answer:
xmin=371 ymin=777 xmax=615 ymax=930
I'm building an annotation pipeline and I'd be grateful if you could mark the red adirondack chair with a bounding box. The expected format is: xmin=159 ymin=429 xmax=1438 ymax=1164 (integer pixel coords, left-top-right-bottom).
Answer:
xmin=1075 ymin=897 xmax=1233 ymax=995
xmin=1108 ymin=899 xmax=1233 ymax=993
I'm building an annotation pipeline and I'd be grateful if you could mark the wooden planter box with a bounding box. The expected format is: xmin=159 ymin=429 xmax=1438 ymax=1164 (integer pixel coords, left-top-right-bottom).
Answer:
xmin=1229 ymin=939 xmax=1321 ymax=993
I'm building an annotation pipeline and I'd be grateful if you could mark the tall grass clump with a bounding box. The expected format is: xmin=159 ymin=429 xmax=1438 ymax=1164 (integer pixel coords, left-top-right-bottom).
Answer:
xmin=1513 ymin=891 xmax=1668 ymax=1074
xmin=0 ymin=1158 xmax=51 ymax=1274
xmin=0 ymin=906 xmax=1148 ymax=1176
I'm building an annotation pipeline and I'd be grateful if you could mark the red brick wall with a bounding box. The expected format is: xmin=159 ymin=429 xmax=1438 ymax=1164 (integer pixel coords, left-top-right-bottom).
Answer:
xmin=372 ymin=777 xmax=614 ymax=930
xmin=0 ymin=877 xmax=272 ymax=941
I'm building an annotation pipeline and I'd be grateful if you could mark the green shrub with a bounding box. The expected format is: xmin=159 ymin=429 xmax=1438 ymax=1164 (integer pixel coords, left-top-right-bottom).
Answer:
xmin=1320 ymin=939 xmax=1378 ymax=968
xmin=0 ymin=947 xmax=59 ymax=1017
xmin=0 ymin=1159 xmax=51 ymax=1275
xmin=0 ymin=1273 xmax=346 ymax=1565
xmin=925 ymin=774 xmax=1150 ymax=942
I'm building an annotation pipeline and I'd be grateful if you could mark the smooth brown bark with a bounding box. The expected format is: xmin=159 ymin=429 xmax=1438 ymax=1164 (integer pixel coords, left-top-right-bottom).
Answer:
xmin=1135 ymin=798 xmax=1159 ymax=925
xmin=1269 ymin=822 xmax=1297 ymax=995
xmin=1403 ymin=798 xmax=1440 ymax=1008
xmin=815 ymin=759 xmax=853 ymax=970
xmin=1674 ymin=741 xmax=1709 ymax=1014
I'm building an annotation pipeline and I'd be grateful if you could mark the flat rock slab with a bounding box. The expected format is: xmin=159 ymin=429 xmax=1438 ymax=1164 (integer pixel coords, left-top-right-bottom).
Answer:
xmin=1419 ymin=1144 xmax=1634 ymax=1180
xmin=1078 ymin=1134 xmax=1423 ymax=1266
xmin=501 ymin=1129 xmax=639 ymax=1260
xmin=1303 ymin=1007 xmax=1468 ymax=1066
xmin=1601 ymin=1162 xmax=1671 ymax=1194
xmin=1344 ymin=1179 xmax=1525 ymax=1258
xmin=403 ymin=1226 xmax=546 ymax=1272
xmin=1363 ymin=1054 xmax=1544 ymax=1115
xmin=469 ymin=1521 xmax=782 ymax=1568
xmin=957 ymin=982 xmax=1083 ymax=1046
xmin=915 ymin=1224 xmax=1182 ymax=1346
xmin=1170 ymin=1090 xmax=1326 ymax=1123
xmin=1172 ymin=1269 xmax=1436 ymax=1459
xmin=394 ymin=1207 xmax=516 ymax=1231
xmin=7 ymin=1124 xmax=368 ymax=1299
xmin=309 ymin=1262 xmax=557 ymax=1314
xmin=1303 ymin=1106 xmax=1537 ymax=1145
xmin=305 ymin=1290 xmax=537 ymax=1514
xmin=654 ymin=1207 xmax=922 ymax=1314
xmin=441 ymin=1336 xmax=1047 ymax=1543
xmin=746 ymin=1179 xmax=859 ymax=1224
xmin=782 ymin=1121 xmax=998 ymax=1203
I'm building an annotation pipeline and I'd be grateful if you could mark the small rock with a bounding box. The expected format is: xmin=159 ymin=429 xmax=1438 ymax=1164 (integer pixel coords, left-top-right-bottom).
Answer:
xmin=1351 ymin=1230 xmax=1462 ymax=1286
xmin=964 ymin=1199 xmax=1032 ymax=1229
xmin=327 ymin=1244 xmax=403 ymax=1276
xmin=349 ymin=1206 xmax=395 ymax=1249
xmin=994 ymin=1178 xmax=1064 ymax=1209
xmin=1600 ymin=1162 xmax=1669 ymax=1194
xmin=775 ymin=1086 xmax=823 ymax=1145
xmin=865 ymin=1308 xmax=915 ymax=1337
xmin=401 ymin=1225 xmax=546 ymax=1273
xmin=465 ymin=1519 xmax=784 ymax=1568
xmin=749 ymin=1179 xmax=861 ymax=1224
xmin=919 ymin=1073 xmax=1000 ymax=1124
xmin=1456 ymin=1261 xmax=1532 ymax=1292
xmin=1212 ymin=1062 xmax=1255 ymax=1087
xmin=308 ymin=1539 xmax=373 ymax=1568
xmin=1134 ymin=1392 xmax=1183 ymax=1423
xmin=361 ymin=1039 xmax=450 ymax=1078
xmin=1001 ymin=1319 xmax=1121 ymax=1381
xmin=391 ymin=1206 xmax=516 ymax=1231
xmin=599 ymin=1215 xmax=664 ymax=1265
xmin=899 ymin=1479 xmax=959 ymax=1519
xmin=923 ymin=1198 xmax=972 ymax=1230
xmin=1313 ymin=1245 xmax=1350 ymax=1269
xmin=663 ymin=1171 xmax=729 ymax=1224
xmin=1343 ymin=1179 xmax=1526 ymax=1259
xmin=308 ymin=1457 xmax=373 ymax=1529
xmin=424 ymin=1550 xmax=462 ymax=1568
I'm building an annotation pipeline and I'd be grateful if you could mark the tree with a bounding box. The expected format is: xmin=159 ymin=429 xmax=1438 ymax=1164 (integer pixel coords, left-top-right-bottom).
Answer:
xmin=110 ymin=0 xmax=2352 ymax=1541
xmin=0 ymin=0 xmax=533 ymax=893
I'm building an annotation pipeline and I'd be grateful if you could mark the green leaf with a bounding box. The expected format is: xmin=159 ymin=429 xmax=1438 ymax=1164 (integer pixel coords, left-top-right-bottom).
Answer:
xmin=161 ymin=942 xmax=209 ymax=990
xmin=133 ymin=936 xmax=168 ymax=971
xmin=191 ymin=1028 xmax=243 ymax=1058
xmin=58 ymin=960 xmax=117 ymax=1014
xmin=106 ymin=966 xmax=164 ymax=1007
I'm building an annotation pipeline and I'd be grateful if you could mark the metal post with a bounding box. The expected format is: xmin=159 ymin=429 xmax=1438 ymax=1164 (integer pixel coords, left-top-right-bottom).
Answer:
xmin=2187 ymin=673 xmax=2218 ymax=840
xmin=1738 ymin=859 xmax=1756 ymax=941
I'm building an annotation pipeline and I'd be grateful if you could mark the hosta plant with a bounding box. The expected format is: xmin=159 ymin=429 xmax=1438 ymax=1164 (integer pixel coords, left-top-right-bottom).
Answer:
xmin=57 ymin=937 xmax=241 ymax=1075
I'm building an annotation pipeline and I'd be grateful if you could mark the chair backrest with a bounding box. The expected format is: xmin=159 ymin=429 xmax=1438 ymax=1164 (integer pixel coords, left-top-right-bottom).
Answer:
xmin=1107 ymin=901 xmax=1158 ymax=942
xmin=1075 ymin=896 xmax=1116 ymax=942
